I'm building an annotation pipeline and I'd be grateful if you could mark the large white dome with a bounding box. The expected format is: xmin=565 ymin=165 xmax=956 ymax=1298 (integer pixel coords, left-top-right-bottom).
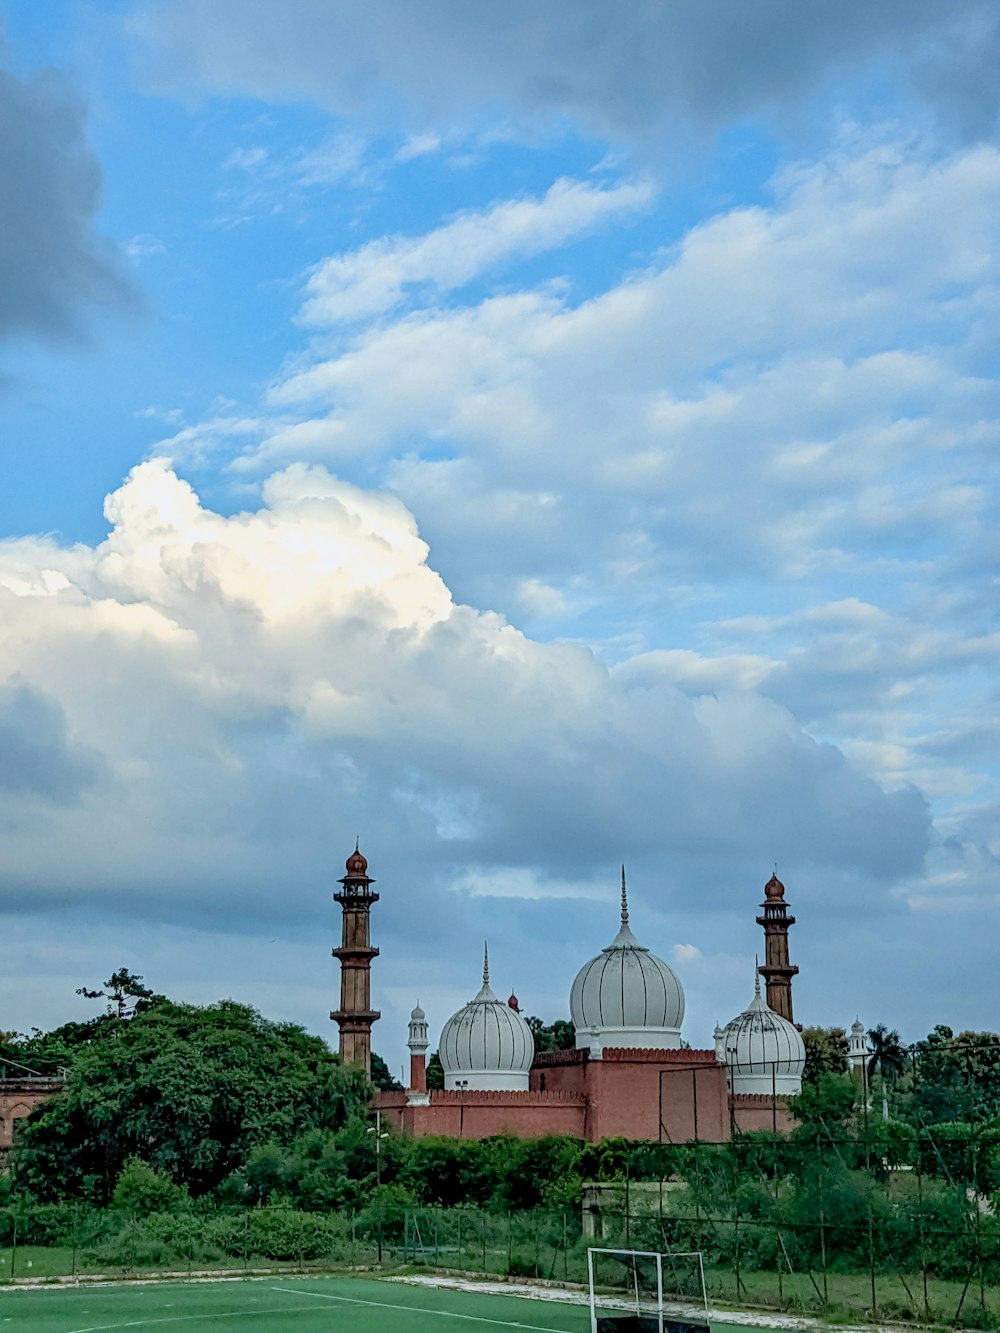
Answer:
xmin=439 ymin=948 xmax=534 ymax=1090
xmin=719 ymin=972 xmax=805 ymax=1095
xmin=570 ymin=872 xmax=685 ymax=1052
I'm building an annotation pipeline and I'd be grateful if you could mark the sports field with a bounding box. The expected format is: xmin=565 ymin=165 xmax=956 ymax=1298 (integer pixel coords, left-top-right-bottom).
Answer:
xmin=0 ymin=1274 xmax=595 ymax=1331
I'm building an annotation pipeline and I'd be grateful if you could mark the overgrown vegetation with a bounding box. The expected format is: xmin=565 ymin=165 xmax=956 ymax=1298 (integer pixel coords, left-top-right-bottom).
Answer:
xmin=4 ymin=979 xmax=1000 ymax=1325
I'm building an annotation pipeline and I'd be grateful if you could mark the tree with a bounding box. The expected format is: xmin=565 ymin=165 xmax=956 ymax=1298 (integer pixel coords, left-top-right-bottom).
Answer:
xmin=76 ymin=969 xmax=159 ymax=1020
xmin=370 ymin=1051 xmax=402 ymax=1091
xmin=867 ymin=1024 xmax=907 ymax=1083
xmin=801 ymin=1026 xmax=849 ymax=1084
xmin=909 ymin=1026 xmax=1000 ymax=1123
xmin=13 ymin=999 xmax=370 ymax=1203
xmin=426 ymin=1050 xmax=444 ymax=1090
xmin=525 ymin=1016 xmax=576 ymax=1052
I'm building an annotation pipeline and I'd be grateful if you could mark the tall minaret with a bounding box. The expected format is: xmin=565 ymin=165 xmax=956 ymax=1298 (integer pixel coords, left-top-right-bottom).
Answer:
xmin=406 ymin=1002 xmax=430 ymax=1105
xmin=330 ymin=842 xmax=380 ymax=1073
xmin=755 ymin=870 xmax=799 ymax=1022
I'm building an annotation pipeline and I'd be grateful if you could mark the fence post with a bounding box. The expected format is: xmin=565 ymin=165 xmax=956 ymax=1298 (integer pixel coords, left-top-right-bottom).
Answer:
xmin=734 ymin=1208 xmax=742 ymax=1299
xmin=867 ymin=1204 xmax=878 ymax=1320
xmin=9 ymin=1213 xmax=15 ymax=1282
xmin=563 ymin=1210 xmax=568 ymax=1282
xmin=818 ymin=1206 xmax=828 ymax=1307
xmin=458 ymin=1210 xmax=463 ymax=1269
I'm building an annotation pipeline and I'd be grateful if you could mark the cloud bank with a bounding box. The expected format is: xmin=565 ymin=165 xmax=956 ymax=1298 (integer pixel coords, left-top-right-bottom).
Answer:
xmin=131 ymin=1 xmax=1000 ymax=149
xmin=0 ymin=459 xmax=927 ymax=937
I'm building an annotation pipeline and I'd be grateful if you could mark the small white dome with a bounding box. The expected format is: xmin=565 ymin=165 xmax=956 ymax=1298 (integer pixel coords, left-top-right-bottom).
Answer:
xmin=719 ymin=972 xmax=805 ymax=1095
xmin=569 ymin=871 xmax=684 ymax=1051
xmin=439 ymin=947 xmax=534 ymax=1090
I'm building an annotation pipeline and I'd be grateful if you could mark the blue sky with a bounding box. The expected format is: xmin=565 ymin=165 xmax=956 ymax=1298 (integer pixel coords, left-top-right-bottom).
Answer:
xmin=1 ymin=2 xmax=998 ymax=1077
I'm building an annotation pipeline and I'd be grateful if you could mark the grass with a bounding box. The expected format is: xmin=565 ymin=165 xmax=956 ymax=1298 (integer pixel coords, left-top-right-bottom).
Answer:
xmin=700 ymin=1264 xmax=1000 ymax=1327
xmin=0 ymin=1274 xmax=590 ymax=1331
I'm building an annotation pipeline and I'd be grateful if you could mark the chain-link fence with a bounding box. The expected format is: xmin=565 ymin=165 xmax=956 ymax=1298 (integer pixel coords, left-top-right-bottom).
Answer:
xmin=0 ymin=1189 xmax=996 ymax=1328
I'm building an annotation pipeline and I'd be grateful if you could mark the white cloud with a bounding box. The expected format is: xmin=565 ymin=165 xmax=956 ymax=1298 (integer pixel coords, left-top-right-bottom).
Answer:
xmin=298 ymin=176 xmax=655 ymax=324
xmin=0 ymin=460 xmax=926 ymax=940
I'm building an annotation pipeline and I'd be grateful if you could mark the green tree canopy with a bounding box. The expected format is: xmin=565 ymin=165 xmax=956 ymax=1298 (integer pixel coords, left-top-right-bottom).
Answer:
xmin=801 ymin=1026 xmax=849 ymax=1084
xmin=525 ymin=1016 xmax=576 ymax=1052
xmin=13 ymin=999 xmax=370 ymax=1204
xmin=370 ymin=1051 xmax=402 ymax=1091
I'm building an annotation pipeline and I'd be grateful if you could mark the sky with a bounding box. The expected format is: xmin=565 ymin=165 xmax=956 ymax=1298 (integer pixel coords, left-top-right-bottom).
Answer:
xmin=1 ymin=1 xmax=998 ymax=1079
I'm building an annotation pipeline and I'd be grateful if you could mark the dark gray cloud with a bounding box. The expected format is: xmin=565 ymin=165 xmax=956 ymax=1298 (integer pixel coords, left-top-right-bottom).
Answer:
xmin=130 ymin=1 xmax=1000 ymax=149
xmin=0 ymin=57 xmax=136 ymax=345
xmin=0 ymin=679 xmax=100 ymax=802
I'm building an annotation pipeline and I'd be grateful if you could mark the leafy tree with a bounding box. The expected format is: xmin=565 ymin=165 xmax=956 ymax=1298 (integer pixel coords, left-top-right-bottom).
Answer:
xmin=800 ymin=1026 xmax=848 ymax=1083
xmin=909 ymin=1026 xmax=1000 ymax=1123
xmin=370 ymin=1051 xmax=402 ymax=1091
xmin=13 ymin=999 xmax=370 ymax=1203
xmin=426 ymin=1050 xmax=444 ymax=1090
xmin=399 ymin=1136 xmax=498 ymax=1208
xmin=867 ymin=1023 xmax=907 ymax=1082
xmin=76 ymin=969 xmax=159 ymax=1020
xmin=525 ymin=1017 xmax=576 ymax=1052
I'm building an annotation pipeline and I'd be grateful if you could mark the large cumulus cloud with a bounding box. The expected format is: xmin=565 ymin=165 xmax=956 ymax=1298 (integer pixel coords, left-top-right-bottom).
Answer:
xmin=0 ymin=458 xmax=927 ymax=929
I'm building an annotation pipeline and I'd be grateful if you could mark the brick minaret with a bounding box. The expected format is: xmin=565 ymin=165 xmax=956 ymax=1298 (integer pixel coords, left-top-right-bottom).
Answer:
xmin=330 ymin=842 xmax=380 ymax=1073
xmin=407 ymin=1002 xmax=429 ymax=1099
xmin=756 ymin=871 xmax=798 ymax=1022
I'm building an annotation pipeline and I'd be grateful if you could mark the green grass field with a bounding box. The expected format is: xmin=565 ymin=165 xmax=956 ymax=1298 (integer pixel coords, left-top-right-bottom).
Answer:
xmin=0 ymin=1274 xmax=598 ymax=1331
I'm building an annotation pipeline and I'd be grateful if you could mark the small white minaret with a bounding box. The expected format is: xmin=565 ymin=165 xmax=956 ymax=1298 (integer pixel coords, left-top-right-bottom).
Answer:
xmin=847 ymin=1018 xmax=870 ymax=1079
xmin=714 ymin=1023 xmax=726 ymax=1063
xmin=406 ymin=1001 xmax=430 ymax=1105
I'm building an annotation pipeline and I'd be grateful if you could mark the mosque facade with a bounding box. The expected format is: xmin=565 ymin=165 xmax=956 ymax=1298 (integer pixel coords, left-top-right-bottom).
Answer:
xmin=334 ymin=848 xmax=809 ymax=1143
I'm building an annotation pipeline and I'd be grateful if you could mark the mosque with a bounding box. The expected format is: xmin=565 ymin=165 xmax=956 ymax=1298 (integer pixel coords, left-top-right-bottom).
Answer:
xmin=331 ymin=846 xmax=811 ymax=1143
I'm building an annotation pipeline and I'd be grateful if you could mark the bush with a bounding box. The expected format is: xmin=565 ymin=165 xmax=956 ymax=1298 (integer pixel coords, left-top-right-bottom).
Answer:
xmin=112 ymin=1159 xmax=191 ymax=1218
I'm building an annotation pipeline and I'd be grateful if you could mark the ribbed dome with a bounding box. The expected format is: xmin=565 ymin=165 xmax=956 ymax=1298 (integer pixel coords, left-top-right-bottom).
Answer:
xmin=569 ymin=870 xmax=685 ymax=1052
xmin=439 ymin=946 xmax=534 ymax=1090
xmin=719 ymin=972 xmax=805 ymax=1095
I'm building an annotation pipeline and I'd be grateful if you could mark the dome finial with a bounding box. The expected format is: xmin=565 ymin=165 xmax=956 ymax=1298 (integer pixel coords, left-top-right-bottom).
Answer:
xmin=754 ymin=955 xmax=761 ymax=997
xmin=483 ymin=940 xmax=490 ymax=986
xmin=355 ymin=834 xmax=360 ymax=853
xmin=620 ymin=864 xmax=629 ymax=927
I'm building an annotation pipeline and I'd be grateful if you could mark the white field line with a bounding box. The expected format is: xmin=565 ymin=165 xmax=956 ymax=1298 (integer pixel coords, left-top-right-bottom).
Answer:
xmin=64 ymin=1306 xmax=317 ymax=1333
xmin=270 ymin=1283 xmax=578 ymax=1330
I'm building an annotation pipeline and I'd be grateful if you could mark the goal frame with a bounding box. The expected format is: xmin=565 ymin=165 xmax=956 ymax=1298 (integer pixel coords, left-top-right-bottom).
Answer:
xmin=586 ymin=1247 xmax=708 ymax=1333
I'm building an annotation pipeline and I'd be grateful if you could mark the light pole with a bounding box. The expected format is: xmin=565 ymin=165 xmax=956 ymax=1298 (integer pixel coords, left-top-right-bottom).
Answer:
xmin=367 ymin=1110 xmax=389 ymax=1263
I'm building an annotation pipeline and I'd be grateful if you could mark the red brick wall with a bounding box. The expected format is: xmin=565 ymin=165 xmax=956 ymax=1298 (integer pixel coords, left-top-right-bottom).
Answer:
xmin=376 ymin=1059 xmax=793 ymax=1144
xmin=729 ymin=1095 xmax=797 ymax=1134
xmin=373 ymin=1089 xmax=587 ymax=1139
xmin=0 ymin=1078 xmax=64 ymax=1152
